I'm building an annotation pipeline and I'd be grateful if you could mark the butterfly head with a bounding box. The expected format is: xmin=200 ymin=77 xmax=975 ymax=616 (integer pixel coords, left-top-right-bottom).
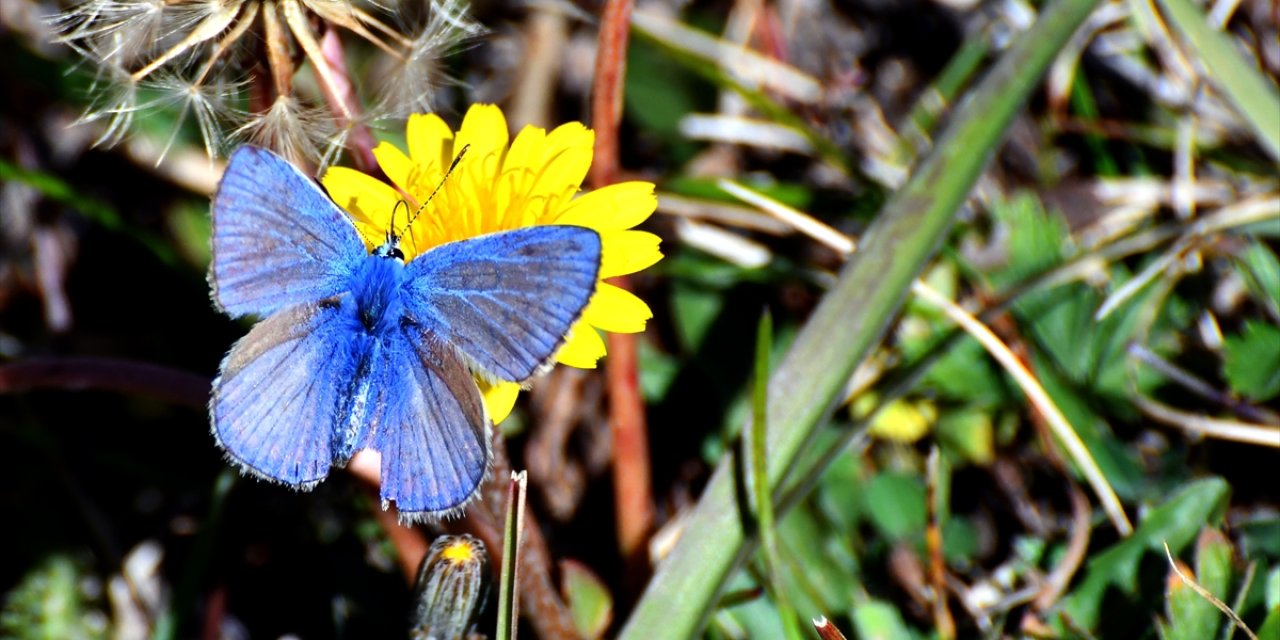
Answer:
xmin=367 ymin=145 xmax=471 ymax=262
xmin=373 ymin=201 xmax=408 ymax=261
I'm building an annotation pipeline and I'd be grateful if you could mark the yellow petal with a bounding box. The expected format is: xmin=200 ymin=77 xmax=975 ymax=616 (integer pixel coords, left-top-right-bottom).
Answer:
xmin=500 ymin=125 xmax=548 ymax=227
xmin=407 ymin=112 xmax=454 ymax=170
xmin=537 ymin=122 xmax=593 ymax=216
xmin=372 ymin=142 xmax=417 ymax=197
xmin=599 ymin=230 xmax=663 ymax=278
xmin=582 ymin=282 xmax=652 ymax=333
xmin=555 ymin=321 xmax=606 ymax=368
xmin=554 ymin=181 xmax=657 ymax=231
xmin=321 ymin=166 xmax=401 ymax=249
xmin=479 ymin=378 xmax=521 ymax=425
xmin=454 ymin=104 xmax=509 ymax=182
xmin=868 ymin=399 xmax=936 ymax=443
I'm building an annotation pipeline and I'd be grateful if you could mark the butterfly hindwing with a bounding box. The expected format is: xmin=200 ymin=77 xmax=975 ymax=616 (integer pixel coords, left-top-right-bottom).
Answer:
xmin=211 ymin=299 xmax=368 ymax=487
xmin=210 ymin=146 xmax=366 ymax=318
xmin=375 ymin=329 xmax=490 ymax=520
xmin=403 ymin=226 xmax=602 ymax=382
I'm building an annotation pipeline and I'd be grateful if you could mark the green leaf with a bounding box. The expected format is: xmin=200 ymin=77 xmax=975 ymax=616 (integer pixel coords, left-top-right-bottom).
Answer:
xmin=1 ymin=555 xmax=105 ymax=640
xmin=562 ymin=560 xmax=613 ymax=640
xmin=1061 ymin=477 xmax=1231 ymax=631
xmin=935 ymin=409 xmax=996 ymax=466
xmin=1163 ymin=529 xmax=1234 ymax=640
xmin=1239 ymin=517 xmax=1280 ymax=557
xmin=986 ymin=192 xmax=1072 ymax=290
xmin=850 ymin=600 xmax=914 ymax=640
xmin=638 ymin=341 xmax=680 ymax=402
xmin=1234 ymin=241 xmax=1280 ymax=318
xmin=816 ymin=451 xmax=867 ymax=532
xmin=1267 ymin=566 xmax=1280 ymax=612
xmin=1194 ymin=528 xmax=1234 ymax=607
xmin=865 ymin=472 xmax=927 ymax=542
xmin=671 ymin=282 xmax=727 ymax=353
xmin=919 ymin=338 xmax=1010 ymax=406
xmin=1258 ymin=606 xmax=1280 ymax=640
xmin=942 ymin=518 xmax=981 ymax=565
xmin=1222 ymin=320 xmax=1280 ymax=401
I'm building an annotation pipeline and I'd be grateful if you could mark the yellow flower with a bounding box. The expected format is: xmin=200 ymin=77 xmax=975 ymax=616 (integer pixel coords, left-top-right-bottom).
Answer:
xmin=322 ymin=104 xmax=661 ymax=423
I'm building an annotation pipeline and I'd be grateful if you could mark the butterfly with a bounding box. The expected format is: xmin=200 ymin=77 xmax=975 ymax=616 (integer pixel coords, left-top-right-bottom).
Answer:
xmin=208 ymin=145 xmax=601 ymax=521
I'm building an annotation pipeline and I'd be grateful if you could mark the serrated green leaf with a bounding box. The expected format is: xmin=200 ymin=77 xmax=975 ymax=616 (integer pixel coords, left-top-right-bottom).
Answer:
xmin=1222 ymin=320 xmax=1280 ymax=401
xmin=986 ymin=192 xmax=1072 ymax=289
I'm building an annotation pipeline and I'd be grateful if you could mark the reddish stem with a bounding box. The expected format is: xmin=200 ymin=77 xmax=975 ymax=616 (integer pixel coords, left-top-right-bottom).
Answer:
xmin=319 ymin=25 xmax=378 ymax=173
xmin=590 ymin=0 xmax=655 ymax=585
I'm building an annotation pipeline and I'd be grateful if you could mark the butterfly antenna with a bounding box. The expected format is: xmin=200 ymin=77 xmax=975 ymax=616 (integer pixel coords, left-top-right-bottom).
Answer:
xmin=389 ymin=200 xmax=409 ymax=243
xmin=402 ymin=144 xmax=470 ymax=234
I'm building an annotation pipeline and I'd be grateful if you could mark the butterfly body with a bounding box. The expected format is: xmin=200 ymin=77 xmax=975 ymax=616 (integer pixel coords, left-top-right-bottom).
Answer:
xmin=208 ymin=146 xmax=601 ymax=520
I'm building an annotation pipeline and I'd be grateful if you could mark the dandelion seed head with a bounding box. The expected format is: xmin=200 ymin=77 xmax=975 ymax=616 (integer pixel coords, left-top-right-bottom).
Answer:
xmin=234 ymin=95 xmax=338 ymax=168
xmin=144 ymin=72 xmax=248 ymax=161
xmin=50 ymin=0 xmax=481 ymax=165
xmin=53 ymin=0 xmax=169 ymax=69
xmin=372 ymin=0 xmax=484 ymax=119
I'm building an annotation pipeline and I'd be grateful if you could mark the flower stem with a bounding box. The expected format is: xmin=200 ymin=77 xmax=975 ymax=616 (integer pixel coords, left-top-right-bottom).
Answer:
xmin=590 ymin=0 xmax=655 ymax=583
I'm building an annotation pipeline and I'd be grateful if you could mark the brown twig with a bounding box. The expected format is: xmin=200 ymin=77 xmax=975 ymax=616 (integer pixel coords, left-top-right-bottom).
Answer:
xmin=590 ymin=0 xmax=655 ymax=586
xmin=0 ymin=357 xmax=210 ymax=407
xmin=812 ymin=616 xmax=850 ymax=640
xmin=1033 ymin=482 xmax=1092 ymax=611
xmin=926 ymin=448 xmax=955 ymax=640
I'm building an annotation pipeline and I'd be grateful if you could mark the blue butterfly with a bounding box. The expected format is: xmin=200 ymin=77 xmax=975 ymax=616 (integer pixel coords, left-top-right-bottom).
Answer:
xmin=208 ymin=146 xmax=601 ymax=521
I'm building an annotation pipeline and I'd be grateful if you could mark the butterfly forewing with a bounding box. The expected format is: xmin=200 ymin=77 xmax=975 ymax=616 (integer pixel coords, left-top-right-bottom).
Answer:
xmin=375 ymin=332 xmax=490 ymax=520
xmin=211 ymin=300 xmax=367 ymax=487
xmin=403 ymin=226 xmax=602 ymax=382
xmin=210 ymin=146 xmax=366 ymax=318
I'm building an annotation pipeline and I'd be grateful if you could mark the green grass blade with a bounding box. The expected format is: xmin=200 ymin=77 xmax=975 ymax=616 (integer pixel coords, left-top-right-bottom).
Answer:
xmin=618 ymin=0 xmax=1103 ymax=636
xmin=496 ymin=471 xmax=527 ymax=640
xmin=1157 ymin=0 xmax=1280 ymax=161
xmin=748 ymin=311 xmax=802 ymax=640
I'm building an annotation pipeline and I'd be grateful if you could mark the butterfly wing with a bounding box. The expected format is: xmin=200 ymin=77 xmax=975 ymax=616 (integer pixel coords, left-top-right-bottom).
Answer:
xmin=375 ymin=330 xmax=490 ymax=520
xmin=403 ymin=226 xmax=602 ymax=382
xmin=211 ymin=299 xmax=368 ymax=487
xmin=210 ymin=146 xmax=366 ymax=318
